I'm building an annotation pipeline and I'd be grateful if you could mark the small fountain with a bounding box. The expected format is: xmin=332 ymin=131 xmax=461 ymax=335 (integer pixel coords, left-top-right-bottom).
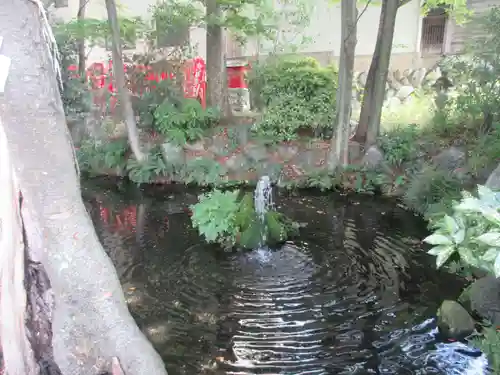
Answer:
xmin=254 ymin=176 xmax=273 ymax=221
xmin=252 ymin=176 xmax=274 ymax=260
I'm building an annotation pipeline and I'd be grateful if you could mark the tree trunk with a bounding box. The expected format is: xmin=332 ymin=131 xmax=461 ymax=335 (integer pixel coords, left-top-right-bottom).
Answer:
xmin=330 ymin=0 xmax=357 ymax=169
xmin=77 ymin=0 xmax=86 ymax=78
xmin=206 ymin=0 xmax=231 ymax=117
xmin=352 ymin=0 xmax=399 ymax=148
xmin=105 ymin=0 xmax=145 ymax=161
xmin=0 ymin=1 xmax=167 ymax=374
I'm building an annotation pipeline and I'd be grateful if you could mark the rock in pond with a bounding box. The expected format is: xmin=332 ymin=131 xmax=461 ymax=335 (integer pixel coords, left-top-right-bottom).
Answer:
xmin=459 ymin=276 xmax=500 ymax=326
xmin=437 ymin=300 xmax=475 ymax=340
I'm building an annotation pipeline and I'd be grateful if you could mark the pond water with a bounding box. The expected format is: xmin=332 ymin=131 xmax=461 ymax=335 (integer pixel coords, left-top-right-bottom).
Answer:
xmin=82 ymin=179 xmax=489 ymax=375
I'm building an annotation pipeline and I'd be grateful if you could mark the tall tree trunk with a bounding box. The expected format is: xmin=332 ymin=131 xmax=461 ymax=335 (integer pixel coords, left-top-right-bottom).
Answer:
xmin=105 ymin=0 xmax=145 ymax=161
xmin=77 ymin=0 xmax=86 ymax=78
xmin=329 ymin=0 xmax=357 ymax=169
xmin=206 ymin=0 xmax=231 ymax=117
xmin=352 ymin=0 xmax=399 ymax=148
xmin=0 ymin=1 xmax=166 ymax=374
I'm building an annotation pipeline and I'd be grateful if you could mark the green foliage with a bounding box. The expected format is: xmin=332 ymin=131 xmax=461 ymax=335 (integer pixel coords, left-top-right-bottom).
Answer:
xmin=467 ymin=124 xmax=500 ymax=177
xmin=154 ymin=98 xmax=220 ymax=144
xmin=439 ymin=7 xmax=500 ymax=134
xmin=403 ymin=164 xmax=463 ymax=220
xmin=152 ymin=0 xmax=311 ymax=48
xmin=54 ymin=17 xmax=146 ymax=50
xmin=190 ymin=190 xmax=299 ymax=249
xmin=184 ymin=157 xmax=229 ymax=186
xmin=378 ymin=124 xmax=421 ymax=167
xmin=190 ymin=189 xmax=241 ymax=247
xmin=133 ymin=79 xmax=184 ymax=129
xmin=53 ymin=25 xmax=92 ymax=118
xmin=126 ymin=147 xmax=170 ymax=184
xmin=249 ymin=56 xmax=337 ymax=142
xmin=423 ymin=185 xmax=500 ymax=276
xmin=76 ymin=139 xmax=128 ymax=172
xmin=469 ymin=327 xmax=500 ymax=374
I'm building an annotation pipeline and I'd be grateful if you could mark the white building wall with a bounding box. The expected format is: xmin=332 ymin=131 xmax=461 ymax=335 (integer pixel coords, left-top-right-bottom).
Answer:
xmin=245 ymin=0 xmax=422 ymax=58
xmin=52 ymin=0 xmax=423 ymax=66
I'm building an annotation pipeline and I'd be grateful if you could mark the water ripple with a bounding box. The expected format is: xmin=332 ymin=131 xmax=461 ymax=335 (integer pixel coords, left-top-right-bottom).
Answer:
xmin=84 ymin=188 xmax=490 ymax=375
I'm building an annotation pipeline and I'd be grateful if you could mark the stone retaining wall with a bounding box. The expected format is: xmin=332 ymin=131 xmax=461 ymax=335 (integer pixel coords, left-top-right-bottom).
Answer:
xmin=352 ymin=66 xmax=444 ymax=112
xmin=156 ymin=126 xmax=363 ymax=183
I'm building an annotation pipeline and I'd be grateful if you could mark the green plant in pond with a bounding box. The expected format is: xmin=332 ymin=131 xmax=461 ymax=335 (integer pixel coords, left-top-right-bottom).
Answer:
xmin=190 ymin=189 xmax=241 ymax=247
xmin=424 ymin=185 xmax=500 ymax=277
xmin=190 ymin=190 xmax=299 ymax=250
xmin=154 ymin=98 xmax=220 ymax=145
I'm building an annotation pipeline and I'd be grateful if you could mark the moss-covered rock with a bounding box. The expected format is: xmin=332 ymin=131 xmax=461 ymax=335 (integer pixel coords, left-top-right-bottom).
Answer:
xmin=458 ymin=276 xmax=500 ymax=327
xmin=437 ymin=300 xmax=475 ymax=340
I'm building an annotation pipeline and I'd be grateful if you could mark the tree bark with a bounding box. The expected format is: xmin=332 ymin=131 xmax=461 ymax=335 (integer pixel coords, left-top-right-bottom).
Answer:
xmin=206 ymin=0 xmax=231 ymax=117
xmin=105 ymin=0 xmax=145 ymax=161
xmin=0 ymin=1 xmax=166 ymax=374
xmin=77 ymin=0 xmax=86 ymax=78
xmin=352 ymin=0 xmax=399 ymax=148
xmin=330 ymin=0 xmax=357 ymax=169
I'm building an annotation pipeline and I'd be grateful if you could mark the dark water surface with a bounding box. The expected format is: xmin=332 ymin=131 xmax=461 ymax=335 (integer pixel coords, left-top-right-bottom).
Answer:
xmin=82 ymin=180 xmax=488 ymax=375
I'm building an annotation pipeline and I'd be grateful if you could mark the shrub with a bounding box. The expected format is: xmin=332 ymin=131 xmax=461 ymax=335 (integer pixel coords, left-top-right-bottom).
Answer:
xmin=438 ymin=7 xmax=500 ymax=134
xmin=154 ymin=98 xmax=220 ymax=144
xmin=466 ymin=123 xmax=500 ymax=177
xmin=132 ymin=79 xmax=184 ymax=129
xmin=378 ymin=124 xmax=421 ymax=167
xmin=76 ymin=138 xmax=128 ymax=172
xmin=423 ymin=185 xmax=500 ymax=277
xmin=402 ymin=163 xmax=463 ymax=220
xmin=126 ymin=146 xmax=170 ymax=184
xmin=249 ymin=56 xmax=337 ymax=141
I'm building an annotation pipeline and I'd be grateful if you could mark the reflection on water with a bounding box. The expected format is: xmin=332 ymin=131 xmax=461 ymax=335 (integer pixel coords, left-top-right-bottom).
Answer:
xmin=82 ymin=181 xmax=489 ymax=375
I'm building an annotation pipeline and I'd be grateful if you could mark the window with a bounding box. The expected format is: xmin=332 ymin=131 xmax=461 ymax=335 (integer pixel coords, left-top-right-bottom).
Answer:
xmin=420 ymin=7 xmax=447 ymax=56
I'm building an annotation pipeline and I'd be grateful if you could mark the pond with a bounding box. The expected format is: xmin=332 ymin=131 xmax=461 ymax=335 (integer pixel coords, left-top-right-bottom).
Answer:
xmin=82 ymin=179 xmax=489 ymax=375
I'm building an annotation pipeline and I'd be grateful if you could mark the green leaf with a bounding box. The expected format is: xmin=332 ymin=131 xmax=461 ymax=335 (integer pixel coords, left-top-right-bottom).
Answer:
xmin=476 ymin=232 xmax=500 ymax=247
xmin=453 ymin=228 xmax=466 ymax=244
xmin=444 ymin=215 xmax=458 ymax=233
xmin=435 ymin=246 xmax=456 ymax=268
xmin=423 ymin=233 xmax=453 ymax=245
xmin=477 ymin=184 xmax=497 ymax=203
xmin=457 ymin=246 xmax=477 ymax=267
xmin=455 ymin=197 xmax=481 ymax=212
xmin=428 ymin=245 xmax=452 ymax=256
xmin=482 ymin=247 xmax=499 ymax=262
xmin=495 ymin=253 xmax=500 ymax=278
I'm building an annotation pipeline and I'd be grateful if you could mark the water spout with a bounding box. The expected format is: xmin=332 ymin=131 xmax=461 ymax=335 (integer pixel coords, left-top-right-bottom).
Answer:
xmin=254 ymin=176 xmax=273 ymax=246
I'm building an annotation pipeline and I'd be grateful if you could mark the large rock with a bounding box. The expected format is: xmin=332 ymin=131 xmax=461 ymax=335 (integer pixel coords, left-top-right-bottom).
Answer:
xmin=432 ymin=147 xmax=466 ymax=179
xmin=486 ymin=163 xmax=500 ymax=191
xmin=161 ymin=142 xmax=184 ymax=166
xmin=396 ymin=85 xmax=415 ymax=101
xmin=458 ymin=276 xmax=500 ymax=326
xmin=437 ymin=300 xmax=475 ymax=340
xmin=361 ymin=146 xmax=391 ymax=174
